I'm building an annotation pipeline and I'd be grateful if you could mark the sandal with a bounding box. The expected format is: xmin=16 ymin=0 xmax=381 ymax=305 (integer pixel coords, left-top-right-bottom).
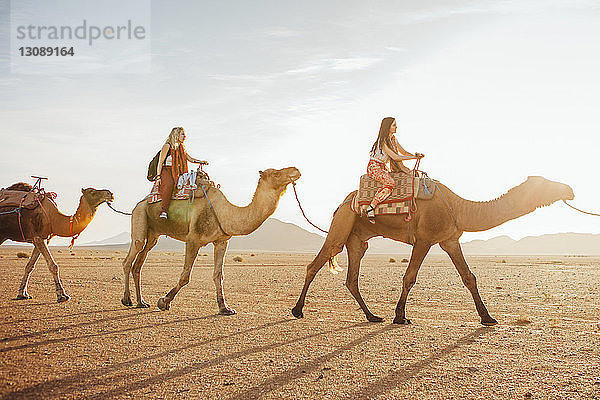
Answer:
xmin=365 ymin=206 xmax=376 ymax=224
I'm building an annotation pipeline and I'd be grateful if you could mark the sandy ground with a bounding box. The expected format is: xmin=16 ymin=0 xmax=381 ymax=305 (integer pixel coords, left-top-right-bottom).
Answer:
xmin=0 ymin=247 xmax=599 ymax=399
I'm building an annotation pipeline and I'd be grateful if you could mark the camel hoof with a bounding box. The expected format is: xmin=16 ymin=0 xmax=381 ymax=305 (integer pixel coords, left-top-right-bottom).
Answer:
xmin=121 ymin=298 xmax=133 ymax=307
xmin=157 ymin=297 xmax=170 ymax=311
xmin=393 ymin=317 xmax=411 ymax=325
xmin=16 ymin=294 xmax=32 ymax=300
xmin=367 ymin=314 xmax=384 ymax=323
xmin=219 ymin=307 xmax=236 ymax=316
xmin=136 ymin=300 xmax=150 ymax=308
xmin=291 ymin=307 xmax=304 ymax=319
xmin=481 ymin=317 xmax=498 ymax=326
xmin=57 ymin=294 xmax=70 ymax=303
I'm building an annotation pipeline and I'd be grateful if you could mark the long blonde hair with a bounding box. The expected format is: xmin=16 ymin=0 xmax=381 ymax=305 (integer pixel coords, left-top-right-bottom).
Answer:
xmin=165 ymin=127 xmax=185 ymax=149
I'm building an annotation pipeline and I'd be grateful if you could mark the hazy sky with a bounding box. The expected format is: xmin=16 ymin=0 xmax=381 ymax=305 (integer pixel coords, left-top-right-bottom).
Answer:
xmin=1 ymin=0 xmax=599 ymax=246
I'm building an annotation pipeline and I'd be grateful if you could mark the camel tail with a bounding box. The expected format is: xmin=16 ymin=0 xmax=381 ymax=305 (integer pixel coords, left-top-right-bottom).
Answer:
xmin=309 ymin=192 xmax=357 ymax=274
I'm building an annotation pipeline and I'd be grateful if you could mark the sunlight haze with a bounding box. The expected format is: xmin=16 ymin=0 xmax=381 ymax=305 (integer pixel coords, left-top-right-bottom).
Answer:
xmin=1 ymin=0 xmax=598 ymax=246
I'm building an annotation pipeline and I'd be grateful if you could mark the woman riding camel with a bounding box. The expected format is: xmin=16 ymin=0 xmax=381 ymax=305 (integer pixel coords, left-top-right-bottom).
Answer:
xmin=156 ymin=127 xmax=208 ymax=219
xmin=365 ymin=117 xmax=423 ymax=222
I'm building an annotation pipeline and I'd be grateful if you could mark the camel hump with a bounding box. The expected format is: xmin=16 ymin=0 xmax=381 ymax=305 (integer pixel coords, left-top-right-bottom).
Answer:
xmin=0 ymin=188 xmax=43 ymax=210
xmin=5 ymin=182 xmax=32 ymax=192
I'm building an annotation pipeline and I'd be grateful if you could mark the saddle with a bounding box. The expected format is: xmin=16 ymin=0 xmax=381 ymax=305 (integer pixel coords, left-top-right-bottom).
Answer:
xmin=0 ymin=189 xmax=46 ymax=211
xmin=146 ymin=169 xmax=216 ymax=204
xmin=351 ymin=171 xmax=437 ymax=216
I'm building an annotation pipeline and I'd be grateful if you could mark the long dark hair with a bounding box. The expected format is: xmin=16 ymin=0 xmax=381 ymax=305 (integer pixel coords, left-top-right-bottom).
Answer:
xmin=371 ymin=117 xmax=395 ymax=153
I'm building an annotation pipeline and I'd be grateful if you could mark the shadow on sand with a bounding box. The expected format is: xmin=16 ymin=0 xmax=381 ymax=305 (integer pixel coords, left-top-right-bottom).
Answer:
xmin=229 ymin=323 xmax=398 ymax=400
xmin=80 ymin=321 xmax=374 ymax=400
xmin=0 ymin=309 xmax=156 ymax=343
xmin=0 ymin=306 xmax=129 ymax=326
xmin=349 ymin=326 xmax=494 ymax=399
xmin=0 ymin=311 xmax=211 ymax=354
xmin=1 ymin=317 xmax=295 ymax=400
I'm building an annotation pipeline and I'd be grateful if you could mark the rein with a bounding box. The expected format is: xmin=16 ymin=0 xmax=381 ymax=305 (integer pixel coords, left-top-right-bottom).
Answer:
xmin=562 ymin=200 xmax=600 ymax=216
xmin=291 ymin=182 xmax=329 ymax=234
xmin=107 ymin=202 xmax=132 ymax=216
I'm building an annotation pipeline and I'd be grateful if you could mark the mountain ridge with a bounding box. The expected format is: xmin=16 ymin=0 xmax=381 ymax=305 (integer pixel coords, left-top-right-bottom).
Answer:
xmin=76 ymin=218 xmax=600 ymax=255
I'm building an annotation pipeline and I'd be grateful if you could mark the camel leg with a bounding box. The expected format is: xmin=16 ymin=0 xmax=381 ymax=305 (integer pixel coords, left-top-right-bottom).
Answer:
xmin=213 ymin=240 xmax=236 ymax=315
xmin=345 ymin=233 xmax=382 ymax=322
xmin=157 ymin=240 xmax=200 ymax=311
xmin=122 ymin=238 xmax=145 ymax=307
xmin=291 ymin=242 xmax=344 ymax=318
xmin=393 ymin=241 xmax=431 ymax=324
xmin=16 ymin=247 xmax=41 ymax=300
xmin=131 ymin=234 xmax=159 ymax=308
xmin=122 ymin=204 xmax=148 ymax=307
xmin=439 ymin=239 xmax=497 ymax=326
xmin=34 ymin=238 xmax=69 ymax=303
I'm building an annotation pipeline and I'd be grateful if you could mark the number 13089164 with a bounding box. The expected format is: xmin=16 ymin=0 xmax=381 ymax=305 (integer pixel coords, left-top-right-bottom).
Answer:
xmin=19 ymin=47 xmax=75 ymax=56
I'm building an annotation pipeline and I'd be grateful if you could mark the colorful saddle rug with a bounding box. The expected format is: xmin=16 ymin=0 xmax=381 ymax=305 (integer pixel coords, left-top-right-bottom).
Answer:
xmin=146 ymin=177 xmax=215 ymax=204
xmin=350 ymin=172 xmax=437 ymax=216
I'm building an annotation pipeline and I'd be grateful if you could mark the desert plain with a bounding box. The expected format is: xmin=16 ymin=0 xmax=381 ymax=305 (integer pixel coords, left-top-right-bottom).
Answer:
xmin=0 ymin=247 xmax=598 ymax=399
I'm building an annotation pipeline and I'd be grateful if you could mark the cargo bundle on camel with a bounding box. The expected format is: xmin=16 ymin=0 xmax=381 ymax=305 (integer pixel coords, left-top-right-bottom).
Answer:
xmin=0 ymin=178 xmax=114 ymax=302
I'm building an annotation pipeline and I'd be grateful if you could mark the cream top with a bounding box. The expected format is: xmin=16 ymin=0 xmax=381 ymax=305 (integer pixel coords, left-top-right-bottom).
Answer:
xmin=369 ymin=142 xmax=389 ymax=164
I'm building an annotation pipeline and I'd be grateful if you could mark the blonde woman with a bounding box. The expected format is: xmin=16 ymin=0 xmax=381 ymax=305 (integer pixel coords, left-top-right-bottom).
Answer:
xmin=156 ymin=127 xmax=208 ymax=218
xmin=365 ymin=117 xmax=423 ymax=222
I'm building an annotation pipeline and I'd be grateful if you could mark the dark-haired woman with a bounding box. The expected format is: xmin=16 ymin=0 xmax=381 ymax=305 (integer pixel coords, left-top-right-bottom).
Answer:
xmin=365 ymin=117 xmax=423 ymax=222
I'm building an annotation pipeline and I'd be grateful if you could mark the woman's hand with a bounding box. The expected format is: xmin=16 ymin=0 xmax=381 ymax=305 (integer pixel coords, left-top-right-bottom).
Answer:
xmin=415 ymin=153 xmax=425 ymax=159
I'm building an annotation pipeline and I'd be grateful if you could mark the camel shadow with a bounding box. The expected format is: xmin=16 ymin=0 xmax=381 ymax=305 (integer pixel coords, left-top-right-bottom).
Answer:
xmin=0 ymin=312 xmax=212 ymax=354
xmin=1 ymin=317 xmax=296 ymax=400
xmin=0 ymin=309 xmax=156 ymax=344
xmin=349 ymin=326 xmax=494 ymax=399
xmin=82 ymin=320 xmax=372 ymax=400
xmin=0 ymin=306 xmax=128 ymax=326
xmin=228 ymin=323 xmax=397 ymax=399
xmin=2 ymin=300 xmax=53 ymax=308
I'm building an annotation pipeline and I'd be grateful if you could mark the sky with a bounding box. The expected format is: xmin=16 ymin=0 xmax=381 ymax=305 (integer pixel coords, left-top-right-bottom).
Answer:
xmin=1 ymin=0 xmax=599 ymax=246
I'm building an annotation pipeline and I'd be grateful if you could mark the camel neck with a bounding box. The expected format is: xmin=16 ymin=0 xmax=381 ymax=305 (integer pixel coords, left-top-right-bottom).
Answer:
xmin=213 ymin=180 xmax=284 ymax=236
xmin=442 ymin=184 xmax=543 ymax=232
xmin=51 ymin=196 xmax=97 ymax=237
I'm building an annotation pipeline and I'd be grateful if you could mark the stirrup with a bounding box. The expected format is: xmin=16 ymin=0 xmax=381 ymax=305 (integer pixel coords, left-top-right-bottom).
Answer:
xmin=365 ymin=206 xmax=376 ymax=223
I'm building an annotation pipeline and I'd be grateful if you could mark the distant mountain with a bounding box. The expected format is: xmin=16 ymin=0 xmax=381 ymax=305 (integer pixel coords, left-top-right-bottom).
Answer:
xmin=76 ymin=219 xmax=600 ymax=255
xmin=461 ymin=233 xmax=600 ymax=255
xmin=81 ymin=218 xmax=327 ymax=253
xmin=83 ymin=232 xmax=131 ymax=246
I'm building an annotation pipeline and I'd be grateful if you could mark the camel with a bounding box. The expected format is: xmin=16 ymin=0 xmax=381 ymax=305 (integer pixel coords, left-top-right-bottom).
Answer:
xmin=291 ymin=175 xmax=574 ymax=325
xmin=0 ymin=183 xmax=114 ymax=302
xmin=122 ymin=167 xmax=301 ymax=313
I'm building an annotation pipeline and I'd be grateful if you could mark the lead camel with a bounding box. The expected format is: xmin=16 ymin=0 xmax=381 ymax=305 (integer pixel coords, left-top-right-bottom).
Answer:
xmin=292 ymin=175 xmax=574 ymax=325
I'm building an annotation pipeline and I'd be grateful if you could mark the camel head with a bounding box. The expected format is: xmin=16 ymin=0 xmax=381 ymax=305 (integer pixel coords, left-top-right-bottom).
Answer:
xmin=258 ymin=167 xmax=301 ymax=192
xmin=519 ymin=176 xmax=574 ymax=208
xmin=81 ymin=188 xmax=114 ymax=208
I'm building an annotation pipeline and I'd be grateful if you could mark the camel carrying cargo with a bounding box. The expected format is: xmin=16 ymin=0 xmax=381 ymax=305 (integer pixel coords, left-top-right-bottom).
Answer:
xmin=0 ymin=177 xmax=114 ymax=302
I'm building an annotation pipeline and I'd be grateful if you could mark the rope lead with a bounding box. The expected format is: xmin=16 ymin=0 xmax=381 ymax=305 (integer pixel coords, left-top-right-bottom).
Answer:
xmin=291 ymin=182 xmax=329 ymax=234
xmin=562 ymin=200 xmax=600 ymax=216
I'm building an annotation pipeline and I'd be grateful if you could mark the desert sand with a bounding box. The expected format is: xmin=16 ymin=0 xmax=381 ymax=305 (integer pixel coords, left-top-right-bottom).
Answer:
xmin=0 ymin=247 xmax=598 ymax=399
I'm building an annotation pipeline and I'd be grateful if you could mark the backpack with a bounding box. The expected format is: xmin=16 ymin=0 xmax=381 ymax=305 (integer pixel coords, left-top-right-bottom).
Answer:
xmin=147 ymin=150 xmax=161 ymax=181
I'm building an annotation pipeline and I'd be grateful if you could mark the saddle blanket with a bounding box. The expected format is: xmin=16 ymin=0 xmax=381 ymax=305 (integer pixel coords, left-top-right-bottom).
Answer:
xmin=350 ymin=172 xmax=437 ymax=216
xmin=146 ymin=177 xmax=213 ymax=204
